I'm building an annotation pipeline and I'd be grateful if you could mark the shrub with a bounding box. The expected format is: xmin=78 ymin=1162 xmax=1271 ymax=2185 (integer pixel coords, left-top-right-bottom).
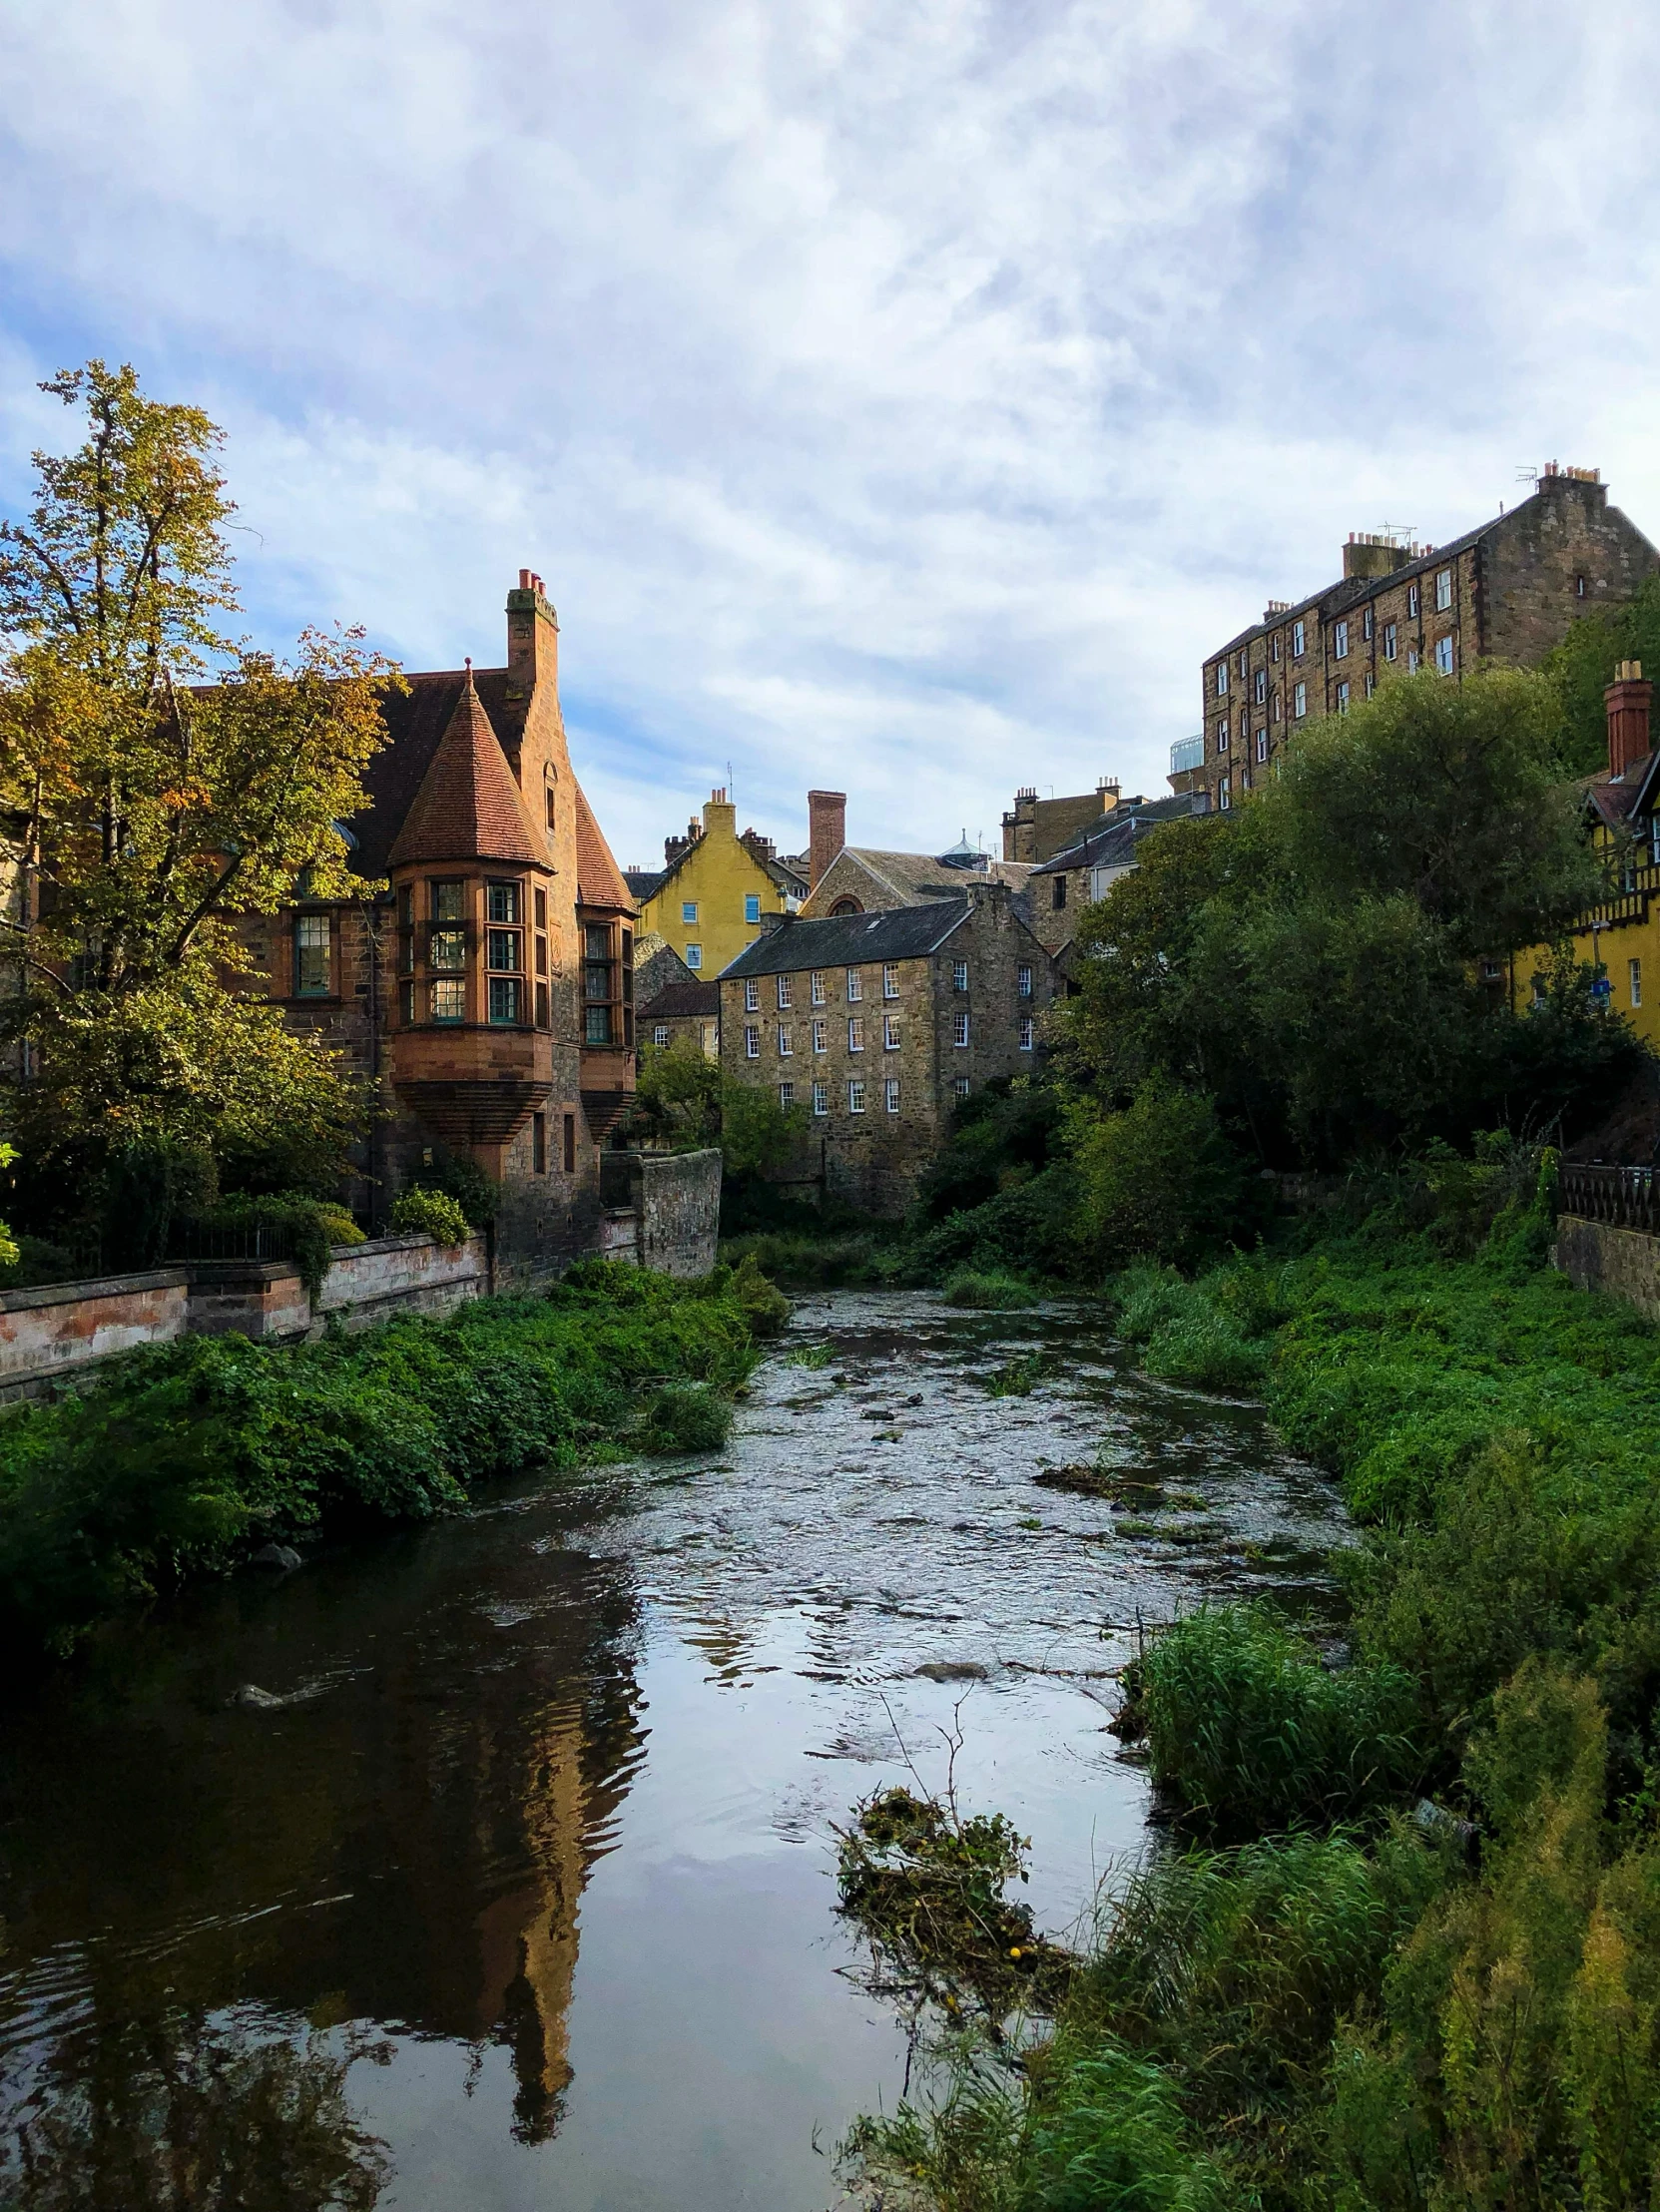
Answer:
xmin=1069 ymin=1079 xmax=1250 ymax=1272
xmin=727 ymin=1252 xmax=791 ymax=1338
xmin=390 ymin=1186 xmax=470 ymax=1246
xmin=640 ymin=1382 xmax=731 ymax=1453
xmin=941 ymin=1267 xmax=1039 ymax=1310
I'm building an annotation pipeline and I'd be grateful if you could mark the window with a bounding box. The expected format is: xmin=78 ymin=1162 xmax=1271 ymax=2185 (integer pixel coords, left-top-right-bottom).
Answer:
xmin=1364 ymin=674 xmax=1375 ymax=700
xmin=431 ymin=879 xmax=465 ymax=923
xmin=882 ymin=1013 xmax=899 ymax=1050
xmin=534 ymin=886 xmax=547 ymax=929
xmin=429 ymin=924 xmax=465 ymax=971
xmin=293 ymin=913 xmax=330 ymax=996
xmin=1271 ymin=632 xmax=1282 ymax=662
xmin=952 ymin=960 xmax=969 ymax=990
xmin=582 ymin=999 xmax=608 ymax=1042
xmin=1240 ymin=768 xmax=1252 ymax=793
xmin=845 ymin=968 xmax=862 ymax=1001
xmin=532 ymin=1112 xmax=546 ymax=1175
xmin=778 ymin=1024 xmax=793 ymax=1056
xmin=545 ymin=785 xmax=556 ymax=831
xmin=1254 ymin=668 xmax=1267 ymax=703
xmin=812 ymin=1017 xmax=827 ymax=1052
xmin=884 ymin=1078 xmax=900 ymax=1114
xmin=1363 ymin=606 xmax=1374 ymax=641
xmin=1336 ymin=680 xmax=1350 ymax=712
xmin=847 ymin=1079 xmax=866 ymax=1113
xmin=1272 ymin=691 xmax=1281 ymax=723
xmin=653 ymin=1022 xmax=670 ymax=1047
xmin=1435 ymin=635 xmax=1454 ymax=676
xmin=953 ymin=1076 xmax=970 ymax=1099
xmin=1294 ymin=682 xmax=1307 ymax=718
xmin=563 ymin=1113 xmax=577 ymax=1173
xmin=811 ymin=970 xmax=826 ymax=1004
xmin=686 ymin=943 xmax=703 ymax=970
xmin=813 ymin=1081 xmax=829 ymax=1116
xmin=1631 ymin=958 xmax=1643 ymax=1008
xmin=882 ymin=963 xmax=899 ymax=999
xmin=1407 ymin=649 xmax=1419 ymax=673
xmin=535 ymin=981 xmax=550 ymax=1028
xmin=1215 ymin=663 xmax=1228 ymax=696
xmin=1017 ymin=963 xmax=1033 ymax=997
xmin=399 ymin=979 xmax=416 ymax=1023
xmin=744 ymin=1023 xmax=760 ymax=1058
xmin=1334 ymin=619 xmax=1349 ymax=659
xmin=1407 ymin=582 xmax=1419 ymax=619
xmin=1293 ymin=619 xmax=1306 ymax=657
xmin=777 ymin=974 xmax=792 ymax=1009
xmin=487 ymin=880 xmax=521 ymax=925
xmin=489 ymin=927 xmax=523 ymax=973
xmin=491 ymin=976 xmax=525 ymax=1024
xmin=1219 ymin=776 xmax=1231 ymax=811
xmin=1256 ymin=729 xmax=1269 ymax=763
xmin=682 ymin=900 xmax=698 ymax=924
xmin=430 ymin=977 xmax=465 ymax=1023
xmin=1576 ymin=574 xmax=1588 ymax=599
xmin=1018 ymin=1015 xmax=1035 ymax=1051
xmin=847 ymin=1016 xmax=864 ymax=1052
xmin=1531 ymin=974 xmax=1548 ymax=1008
xmin=1052 ymin=874 xmax=1067 ymax=910
xmin=1238 ymin=649 xmax=1248 ymax=678
xmin=745 ymin=893 xmax=761 ymax=924
xmin=744 ymin=978 xmax=759 ymax=1011
xmin=779 ymin=1081 xmax=795 ymax=1107
xmin=1435 ymin=569 xmax=1452 ymax=613
xmin=1383 ymin=622 xmax=1397 ymax=661
xmin=952 ymin=1011 xmax=970 ymax=1047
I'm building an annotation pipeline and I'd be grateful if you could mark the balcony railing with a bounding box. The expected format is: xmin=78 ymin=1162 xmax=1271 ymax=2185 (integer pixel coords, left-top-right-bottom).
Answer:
xmin=1559 ymin=1161 xmax=1660 ymax=1235
xmin=1169 ymin=735 xmax=1205 ymax=776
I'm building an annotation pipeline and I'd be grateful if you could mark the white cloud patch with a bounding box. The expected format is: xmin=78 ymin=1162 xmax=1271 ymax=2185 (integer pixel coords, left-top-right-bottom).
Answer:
xmin=2 ymin=0 xmax=1659 ymax=864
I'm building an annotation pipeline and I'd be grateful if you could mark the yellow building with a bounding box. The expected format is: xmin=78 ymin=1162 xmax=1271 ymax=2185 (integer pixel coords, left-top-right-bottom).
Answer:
xmin=1514 ymin=663 xmax=1660 ymax=1050
xmin=624 ymin=790 xmax=807 ymax=980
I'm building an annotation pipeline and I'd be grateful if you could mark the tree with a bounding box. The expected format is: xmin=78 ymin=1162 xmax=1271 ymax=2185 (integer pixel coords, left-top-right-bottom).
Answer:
xmin=0 ymin=362 xmax=397 ymax=1188
xmin=1544 ymin=571 xmax=1660 ymax=777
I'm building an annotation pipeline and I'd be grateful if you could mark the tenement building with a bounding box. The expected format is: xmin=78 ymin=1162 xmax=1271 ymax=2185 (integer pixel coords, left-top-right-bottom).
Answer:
xmin=1027 ymin=792 xmax=1209 ymax=957
xmin=1002 ymin=779 xmax=1122 ymax=863
xmin=1178 ymin=464 xmax=1660 ymax=814
xmin=243 ymin=573 xmax=638 ymax=1279
xmin=718 ymin=887 xmax=1055 ymax=1216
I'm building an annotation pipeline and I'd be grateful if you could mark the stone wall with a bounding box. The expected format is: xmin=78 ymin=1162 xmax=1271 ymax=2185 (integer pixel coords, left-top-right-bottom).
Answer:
xmin=1552 ymin=1214 xmax=1660 ymax=1322
xmin=600 ymin=1149 xmax=722 ymax=1277
xmin=0 ymin=1269 xmax=192 ymax=1397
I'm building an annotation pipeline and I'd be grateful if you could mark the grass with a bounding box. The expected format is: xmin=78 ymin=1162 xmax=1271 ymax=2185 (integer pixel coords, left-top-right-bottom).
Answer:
xmin=940 ymin=1268 xmax=1041 ymax=1311
xmin=0 ymin=1259 xmax=764 ymax=1659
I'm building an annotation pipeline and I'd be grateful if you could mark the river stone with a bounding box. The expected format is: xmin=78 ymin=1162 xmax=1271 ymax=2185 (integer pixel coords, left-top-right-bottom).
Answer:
xmin=234 ymin=1684 xmax=290 ymax=1711
xmin=250 ymin=1543 xmax=302 ymax=1572
xmin=914 ymin=1661 xmax=990 ymax=1683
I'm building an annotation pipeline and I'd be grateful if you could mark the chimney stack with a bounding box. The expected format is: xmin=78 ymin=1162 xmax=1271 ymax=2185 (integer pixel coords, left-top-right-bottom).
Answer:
xmin=1606 ymin=660 xmax=1653 ymax=778
xmin=808 ymin=790 xmax=846 ymax=890
xmin=507 ymin=569 xmax=558 ymax=693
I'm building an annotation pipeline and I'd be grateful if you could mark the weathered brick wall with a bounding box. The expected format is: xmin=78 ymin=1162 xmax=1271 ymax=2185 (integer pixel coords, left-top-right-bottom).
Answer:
xmin=0 ymin=1270 xmax=191 ymax=1397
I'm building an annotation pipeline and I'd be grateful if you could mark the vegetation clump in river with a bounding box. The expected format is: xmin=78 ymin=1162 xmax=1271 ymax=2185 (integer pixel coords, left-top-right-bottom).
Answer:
xmin=0 ymin=1258 xmax=766 ymax=1660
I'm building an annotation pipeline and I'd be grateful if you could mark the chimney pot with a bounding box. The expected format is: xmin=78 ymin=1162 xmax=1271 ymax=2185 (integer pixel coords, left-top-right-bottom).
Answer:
xmin=519 ymin=568 xmax=531 ymax=589
xmin=1605 ymin=665 xmax=1654 ymax=778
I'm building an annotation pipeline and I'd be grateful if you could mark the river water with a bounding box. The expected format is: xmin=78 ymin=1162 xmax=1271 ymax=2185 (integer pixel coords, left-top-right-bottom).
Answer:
xmin=0 ymin=1291 xmax=1344 ymax=2209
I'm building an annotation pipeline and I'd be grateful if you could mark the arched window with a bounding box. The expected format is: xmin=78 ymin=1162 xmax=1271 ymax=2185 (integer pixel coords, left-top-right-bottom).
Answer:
xmin=830 ymin=896 xmax=862 ymax=916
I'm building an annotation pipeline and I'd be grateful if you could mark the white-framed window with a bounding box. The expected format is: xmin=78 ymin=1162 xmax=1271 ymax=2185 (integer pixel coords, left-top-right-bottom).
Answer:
xmin=1365 ymin=674 xmax=1376 ymax=699
xmin=682 ymin=900 xmax=698 ymax=924
xmin=779 ymin=1081 xmax=795 ymax=1107
xmin=744 ymin=977 xmax=759 ymax=1010
xmin=1363 ymin=606 xmax=1374 ymax=641
xmin=952 ymin=960 xmax=968 ymax=991
xmin=778 ymin=1025 xmax=793 ymax=1056
xmin=1294 ymin=682 xmax=1307 ymax=718
xmin=1018 ymin=1016 xmax=1035 ymax=1050
xmin=1293 ymin=619 xmax=1306 ymax=656
xmin=1219 ymin=776 xmax=1231 ymax=810
xmin=1334 ymin=619 xmax=1349 ymax=659
xmin=1241 ymin=768 xmax=1253 ymax=793
xmin=686 ymin=943 xmax=703 ymax=970
xmin=1217 ymin=721 xmax=1230 ymax=754
xmin=1531 ymin=973 xmax=1548 ymax=1007
xmin=653 ymin=1022 xmax=670 ymax=1046
xmin=1254 ymin=667 xmax=1267 ymax=703
xmin=1256 ymin=729 xmax=1269 ymax=763
xmin=847 ymin=1079 xmax=866 ymax=1114
xmin=1383 ymin=622 xmax=1397 ymax=661
xmin=953 ymin=1011 xmax=970 ymax=1047
xmin=1435 ymin=568 xmax=1452 ymax=612
xmin=1407 ymin=648 xmax=1419 ymax=673
xmin=1238 ymin=649 xmax=1248 ymax=678
xmin=1271 ymin=632 xmax=1282 ymax=662
xmin=1017 ymin=963 xmax=1033 ymax=997
xmin=744 ymin=1023 xmax=760 ymax=1058
xmin=847 ymin=1016 xmax=864 ymax=1051
xmin=777 ymin=974 xmax=792 ymax=1009
xmin=1435 ymin=635 xmax=1454 ymax=675
xmin=812 ymin=1017 xmax=827 ymax=1052
xmin=1272 ymin=691 xmax=1281 ymax=722
xmin=813 ymin=1081 xmax=829 ymax=1115
xmin=1336 ymin=680 xmax=1350 ymax=712
xmin=745 ymin=893 xmax=761 ymax=923
xmin=811 ymin=970 xmax=826 ymax=1004
xmin=1215 ymin=663 xmax=1228 ymax=696
xmin=953 ymin=1076 xmax=970 ymax=1099
xmin=882 ymin=963 xmax=899 ymax=999
xmin=1407 ymin=582 xmax=1419 ymax=619
xmin=845 ymin=968 xmax=862 ymax=1001
xmin=883 ymin=1013 xmax=900 ymax=1049
xmin=884 ymin=1078 xmax=900 ymax=1114
xmin=1577 ymin=573 xmax=1588 ymax=599
xmin=1631 ymin=958 xmax=1643 ymax=1008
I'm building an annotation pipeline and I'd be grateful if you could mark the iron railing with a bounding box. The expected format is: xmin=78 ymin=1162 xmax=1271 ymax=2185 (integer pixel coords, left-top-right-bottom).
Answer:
xmin=168 ymin=1220 xmax=297 ymax=1265
xmin=1558 ymin=1162 xmax=1660 ymax=1235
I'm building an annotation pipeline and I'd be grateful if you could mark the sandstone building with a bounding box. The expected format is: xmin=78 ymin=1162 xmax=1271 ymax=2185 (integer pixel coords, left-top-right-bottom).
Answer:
xmin=1026 ymin=792 xmax=1209 ymax=956
xmin=1001 ymin=780 xmax=1122 ymax=863
xmin=1178 ymin=464 xmax=1660 ymax=815
xmin=800 ymin=790 xmax=1035 ymax=920
xmin=625 ymin=791 xmax=806 ymax=980
xmin=718 ymin=888 xmax=1055 ymax=1216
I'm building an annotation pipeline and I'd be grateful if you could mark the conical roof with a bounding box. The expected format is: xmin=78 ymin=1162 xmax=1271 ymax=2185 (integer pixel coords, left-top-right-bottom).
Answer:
xmin=387 ymin=669 xmax=548 ymax=869
xmin=574 ymin=781 xmax=635 ymax=911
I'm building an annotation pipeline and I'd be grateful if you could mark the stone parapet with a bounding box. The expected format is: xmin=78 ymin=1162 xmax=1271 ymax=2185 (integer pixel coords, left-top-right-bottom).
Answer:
xmin=1552 ymin=1214 xmax=1660 ymax=1322
xmin=0 ymin=1270 xmax=192 ymax=1397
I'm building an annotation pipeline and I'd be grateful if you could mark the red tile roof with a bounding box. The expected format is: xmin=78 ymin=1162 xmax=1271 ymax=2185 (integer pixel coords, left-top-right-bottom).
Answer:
xmin=574 ymin=782 xmax=635 ymax=912
xmin=387 ymin=671 xmax=549 ymax=870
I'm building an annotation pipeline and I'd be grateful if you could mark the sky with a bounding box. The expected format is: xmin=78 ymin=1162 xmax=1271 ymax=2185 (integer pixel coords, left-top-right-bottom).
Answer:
xmin=1 ymin=0 xmax=1657 ymax=871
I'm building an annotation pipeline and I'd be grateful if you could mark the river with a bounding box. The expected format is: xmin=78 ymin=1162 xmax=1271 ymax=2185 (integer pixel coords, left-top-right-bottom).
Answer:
xmin=0 ymin=1290 xmax=1345 ymax=2209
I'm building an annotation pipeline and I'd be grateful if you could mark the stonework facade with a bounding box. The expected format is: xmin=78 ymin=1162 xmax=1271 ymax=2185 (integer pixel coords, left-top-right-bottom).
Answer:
xmin=1001 ymin=781 xmax=1121 ymax=863
xmin=1027 ymin=792 xmax=1209 ymax=957
xmin=718 ymin=888 xmax=1055 ymax=1217
xmin=1182 ymin=465 xmax=1660 ymax=815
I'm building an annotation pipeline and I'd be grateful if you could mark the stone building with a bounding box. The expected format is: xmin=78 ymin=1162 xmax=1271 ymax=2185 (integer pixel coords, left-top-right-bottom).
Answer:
xmin=1001 ymin=780 xmax=1121 ymax=863
xmin=717 ymin=887 xmax=1055 ymax=1216
xmin=625 ymin=790 xmax=807 ymax=980
xmin=1027 ymin=792 xmax=1210 ymax=956
xmin=244 ymin=573 xmax=639 ymax=1279
xmin=636 ymin=938 xmax=720 ymax=1057
xmin=1180 ymin=464 xmax=1660 ymax=814
xmin=800 ymin=789 xmax=1035 ymax=920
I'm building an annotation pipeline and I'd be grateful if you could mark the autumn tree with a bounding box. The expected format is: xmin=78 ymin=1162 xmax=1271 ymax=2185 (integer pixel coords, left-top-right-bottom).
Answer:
xmin=0 ymin=361 xmax=398 ymax=1194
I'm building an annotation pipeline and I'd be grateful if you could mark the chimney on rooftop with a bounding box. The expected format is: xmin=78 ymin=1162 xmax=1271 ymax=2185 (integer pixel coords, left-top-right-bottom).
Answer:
xmin=808 ymin=790 xmax=846 ymax=891
xmin=507 ymin=568 xmax=558 ymax=693
xmin=1606 ymin=660 xmax=1653 ymax=778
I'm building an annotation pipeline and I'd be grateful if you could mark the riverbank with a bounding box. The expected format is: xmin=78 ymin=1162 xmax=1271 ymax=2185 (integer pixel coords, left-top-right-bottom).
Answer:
xmin=842 ymin=1218 xmax=1660 ymax=2209
xmin=0 ymin=1257 xmax=783 ymax=1660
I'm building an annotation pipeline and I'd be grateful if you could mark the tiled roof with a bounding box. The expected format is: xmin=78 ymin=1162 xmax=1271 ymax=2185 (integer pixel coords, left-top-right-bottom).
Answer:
xmin=1587 ymin=754 xmax=1659 ymax=829
xmin=350 ymin=666 xmax=522 ymax=876
xmin=1032 ymin=792 xmax=1207 ymax=874
xmin=720 ymin=901 xmax=970 ymax=979
xmin=386 ymin=672 xmax=549 ymax=870
xmin=625 ymin=867 xmax=668 ymax=901
xmin=575 ymin=783 xmax=635 ymax=912
xmin=642 ymin=976 xmax=720 ymax=1019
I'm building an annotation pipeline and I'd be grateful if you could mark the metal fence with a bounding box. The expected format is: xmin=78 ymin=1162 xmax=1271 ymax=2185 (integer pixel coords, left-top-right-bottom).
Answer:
xmin=167 ymin=1220 xmax=297 ymax=1265
xmin=1558 ymin=1162 xmax=1660 ymax=1236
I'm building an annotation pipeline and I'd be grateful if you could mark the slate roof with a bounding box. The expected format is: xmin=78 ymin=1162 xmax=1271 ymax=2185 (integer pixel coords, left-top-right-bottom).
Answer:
xmin=1586 ymin=754 xmax=1660 ymax=830
xmin=820 ymin=847 xmax=1034 ymax=905
xmin=1032 ymin=791 xmax=1208 ymax=874
xmin=625 ymin=867 xmax=668 ymax=902
xmin=386 ymin=671 xmax=549 ymax=870
xmin=642 ymin=975 xmax=721 ymax=1020
xmin=719 ymin=901 xmax=970 ymax=979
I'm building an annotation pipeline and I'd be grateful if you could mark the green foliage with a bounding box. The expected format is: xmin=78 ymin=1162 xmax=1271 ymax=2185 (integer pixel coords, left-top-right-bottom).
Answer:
xmin=724 ymin=1250 xmax=791 ymax=1337
xmin=408 ymin=1144 xmax=498 ymax=1227
xmin=0 ymin=1263 xmax=761 ymax=1656
xmin=719 ymin=1228 xmax=902 ymax=1288
xmin=942 ymin=1268 xmax=1040 ymax=1311
xmin=914 ymin=1077 xmax=1065 ymax=1223
xmin=629 ymin=1037 xmax=723 ymax=1151
xmin=389 ymin=1185 xmax=470 ymax=1247
xmin=1068 ymin=1078 xmax=1251 ymax=1271
xmin=1544 ymin=569 xmax=1660 ymax=775
xmin=720 ymin=1079 xmax=809 ymax=1177
xmin=185 ymin=1190 xmax=360 ymax=1298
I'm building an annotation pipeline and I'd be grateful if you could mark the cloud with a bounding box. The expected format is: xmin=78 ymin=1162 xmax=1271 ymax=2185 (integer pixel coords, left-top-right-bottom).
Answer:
xmin=2 ymin=0 xmax=1658 ymax=864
